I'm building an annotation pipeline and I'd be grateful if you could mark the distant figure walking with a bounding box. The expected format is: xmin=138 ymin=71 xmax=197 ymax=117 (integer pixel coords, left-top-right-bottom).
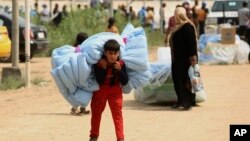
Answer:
xmin=146 ymin=7 xmax=154 ymax=31
xmin=196 ymin=2 xmax=209 ymax=36
xmin=128 ymin=6 xmax=136 ymax=21
xmin=62 ymin=5 xmax=68 ymax=19
xmin=238 ymin=1 xmax=250 ymax=39
xmin=159 ymin=3 xmax=166 ymax=32
xmin=52 ymin=4 xmax=62 ymax=27
xmin=138 ymin=6 xmax=146 ymax=26
xmin=106 ymin=17 xmax=119 ymax=34
xmin=164 ymin=5 xmax=182 ymax=46
xmin=40 ymin=4 xmax=50 ymax=24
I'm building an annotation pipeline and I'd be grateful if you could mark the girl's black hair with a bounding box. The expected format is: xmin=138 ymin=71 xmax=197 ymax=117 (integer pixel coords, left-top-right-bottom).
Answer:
xmin=108 ymin=17 xmax=115 ymax=29
xmin=104 ymin=39 xmax=120 ymax=52
xmin=74 ymin=32 xmax=88 ymax=47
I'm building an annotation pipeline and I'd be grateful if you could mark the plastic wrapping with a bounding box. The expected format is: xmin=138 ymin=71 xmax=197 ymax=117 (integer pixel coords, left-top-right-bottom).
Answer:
xmin=51 ymin=23 xmax=150 ymax=107
xmin=198 ymin=34 xmax=250 ymax=65
xmin=134 ymin=48 xmax=207 ymax=104
xmin=235 ymin=40 xmax=250 ymax=64
xmin=188 ymin=64 xmax=207 ymax=102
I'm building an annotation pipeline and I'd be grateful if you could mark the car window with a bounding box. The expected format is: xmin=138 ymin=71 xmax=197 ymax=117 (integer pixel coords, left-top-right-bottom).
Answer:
xmin=3 ymin=13 xmax=26 ymax=25
xmin=0 ymin=19 xmax=3 ymax=26
xmin=212 ymin=1 xmax=250 ymax=11
xmin=0 ymin=13 xmax=33 ymax=26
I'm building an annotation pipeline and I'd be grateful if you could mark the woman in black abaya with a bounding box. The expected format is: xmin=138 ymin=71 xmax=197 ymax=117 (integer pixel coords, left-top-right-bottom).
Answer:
xmin=169 ymin=7 xmax=198 ymax=110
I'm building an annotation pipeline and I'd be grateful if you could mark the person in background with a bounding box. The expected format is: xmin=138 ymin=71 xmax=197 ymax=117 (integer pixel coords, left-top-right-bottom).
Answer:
xmin=159 ymin=3 xmax=166 ymax=33
xmin=89 ymin=39 xmax=128 ymax=141
xmin=238 ymin=1 xmax=250 ymax=40
xmin=70 ymin=32 xmax=90 ymax=115
xmin=106 ymin=17 xmax=119 ymax=34
xmin=182 ymin=1 xmax=193 ymax=22
xmin=53 ymin=3 xmax=59 ymax=15
xmin=4 ymin=6 xmax=11 ymax=14
xmin=196 ymin=2 xmax=209 ymax=36
xmin=117 ymin=4 xmax=127 ymax=17
xmin=52 ymin=3 xmax=62 ymax=27
xmin=169 ymin=7 xmax=198 ymax=110
xmin=77 ymin=4 xmax=81 ymax=10
xmin=164 ymin=5 xmax=182 ymax=46
xmin=128 ymin=6 xmax=136 ymax=21
xmin=138 ymin=6 xmax=147 ymax=26
xmin=30 ymin=2 xmax=38 ymax=17
xmin=164 ymin=16 xmax=175 ymax=46
xmin=146 ymin=7 xmax=154 ymax=31
xmin=74 ymin=32 xmax=89 ymax=52
xmin=40 ymin=4 xmax=50 ymax=24
xmin=191 ymin=0 xmax=199 ymax=31
xmin=62 ymin=5 xmax=68 ymax=18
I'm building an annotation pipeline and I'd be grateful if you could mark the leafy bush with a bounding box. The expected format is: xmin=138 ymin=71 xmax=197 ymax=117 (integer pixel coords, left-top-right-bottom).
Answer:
xmin=0 ymin=77 xmax=25 ymax=91
xmin=31 ymin=77 xmax=46 ymax=85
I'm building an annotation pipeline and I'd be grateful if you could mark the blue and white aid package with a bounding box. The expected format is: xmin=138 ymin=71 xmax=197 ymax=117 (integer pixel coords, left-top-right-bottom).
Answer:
xmin=188 ymin=64 xmax=207 ymax=102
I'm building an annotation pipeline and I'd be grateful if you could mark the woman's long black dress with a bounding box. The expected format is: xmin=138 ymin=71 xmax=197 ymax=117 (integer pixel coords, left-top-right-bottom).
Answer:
xmin=170 ymin=23 xmax=198 ymax=108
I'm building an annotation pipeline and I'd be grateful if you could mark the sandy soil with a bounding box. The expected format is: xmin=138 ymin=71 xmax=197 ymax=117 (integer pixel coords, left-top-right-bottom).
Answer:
xmin=0 ymin=51 xmax=250 ymax=141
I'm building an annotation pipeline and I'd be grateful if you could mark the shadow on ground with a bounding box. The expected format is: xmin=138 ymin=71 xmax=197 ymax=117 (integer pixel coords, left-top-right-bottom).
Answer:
xmin=123 ymin=99 xmax=181 ymax=111
xmin=29 ymin=112 xmax=89 ymax=117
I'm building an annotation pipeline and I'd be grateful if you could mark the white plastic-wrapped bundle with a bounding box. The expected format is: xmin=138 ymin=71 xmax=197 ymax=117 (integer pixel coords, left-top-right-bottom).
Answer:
xmin=188 ymin=64 xmax=207 ymax=102
xmin=201 ymin=42 xmax=238 ymax=65
xmin=134 ymin=47 xmax=207 ymax=104
xmin=51 ymin=23 xmax=150 ymax=107
xmin=133 ymin=64 xmax=207 ymax=104
xmin=133 ymin=47 xmax=175 ymax=104
xmin=133 ymin=63 xmax=176 ymax=104
xmin=198 ymin=34 xmax=250 ymax=65
xmin=121 ymin=24 xmax=151 ymax=93
xmin=235 ymin=40 xmax=250 ymax=64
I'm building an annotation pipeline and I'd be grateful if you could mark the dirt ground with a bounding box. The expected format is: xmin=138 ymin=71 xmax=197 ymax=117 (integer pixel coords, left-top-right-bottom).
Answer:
xmin=0 ymin=50 xmax=250 ymax=141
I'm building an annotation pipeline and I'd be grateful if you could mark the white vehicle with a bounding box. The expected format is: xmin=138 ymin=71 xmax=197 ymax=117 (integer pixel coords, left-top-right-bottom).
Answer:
xmin=206 ymin=0 xmax=250 ymax=26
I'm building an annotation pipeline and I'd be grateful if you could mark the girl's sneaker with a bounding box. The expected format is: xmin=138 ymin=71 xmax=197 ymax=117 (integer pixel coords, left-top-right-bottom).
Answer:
xmin=79 ymin=107 xmax=90 ymax=115
xmin=70 ymin=107 xmax=81 ymax=116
